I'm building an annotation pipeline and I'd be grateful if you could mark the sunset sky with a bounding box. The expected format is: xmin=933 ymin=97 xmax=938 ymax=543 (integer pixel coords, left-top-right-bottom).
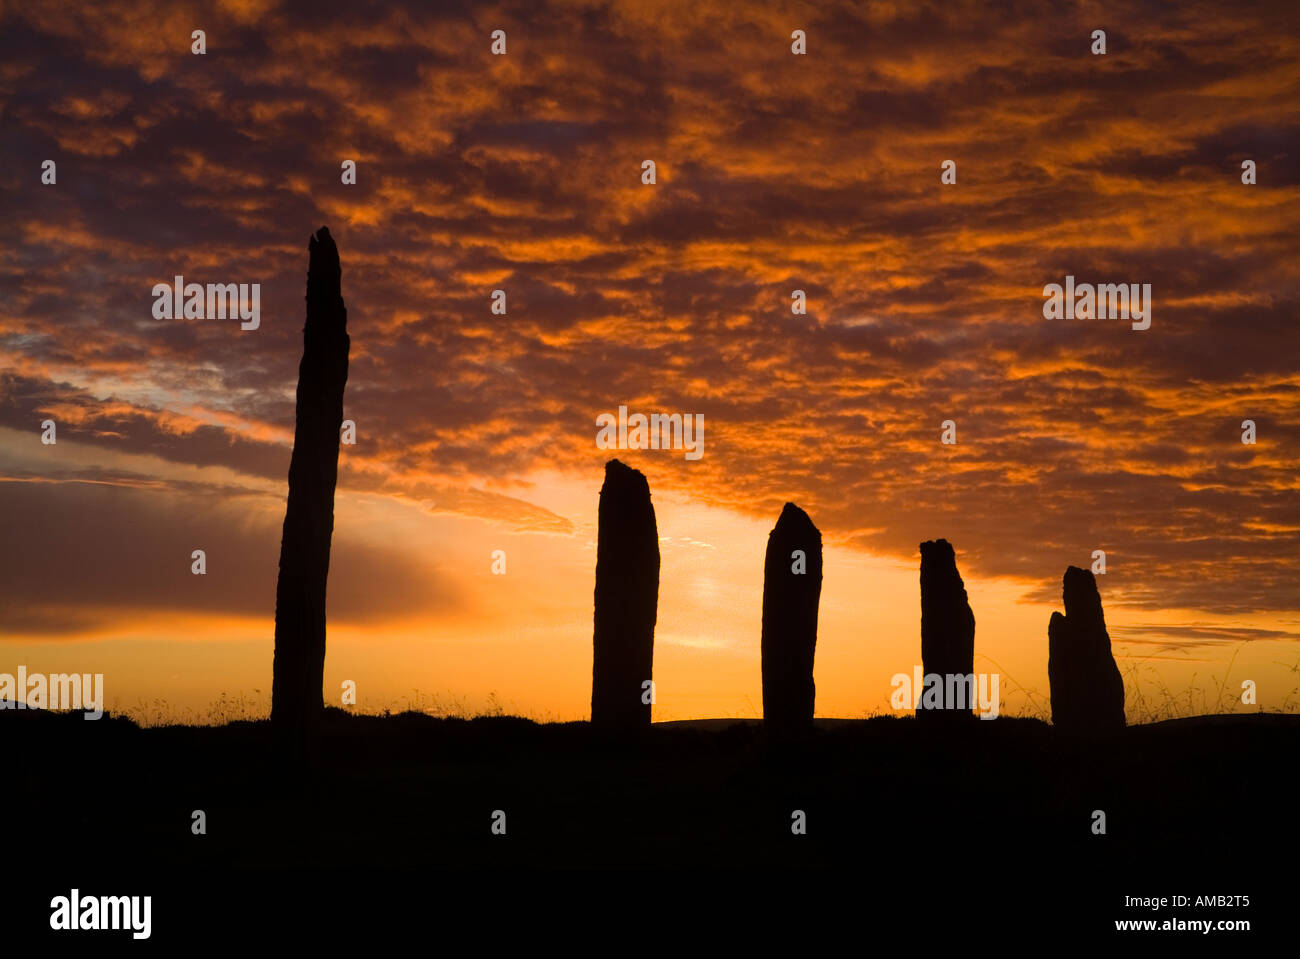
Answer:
xmin=2 ymin=0 xmax=1298 ymax=723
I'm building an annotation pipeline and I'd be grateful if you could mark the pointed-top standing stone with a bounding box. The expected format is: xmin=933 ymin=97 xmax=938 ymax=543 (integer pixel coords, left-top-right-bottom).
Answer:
xmin=761 ymin=503 xmax=823 ymax=735
xmin=1048 ymin=566 xmax=1125 ymax=733
xmin=271 ymin=226 xmax=350 ymax=749
xmin=591 ymin=459 xmax=660 ymax=728
xmin=917 ymin=538 xmax=976 ymax=721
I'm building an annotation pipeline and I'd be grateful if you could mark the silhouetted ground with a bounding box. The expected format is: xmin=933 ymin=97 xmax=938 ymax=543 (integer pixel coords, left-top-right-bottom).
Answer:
xmin=7 ymin=708 xmax=1296 ymax=942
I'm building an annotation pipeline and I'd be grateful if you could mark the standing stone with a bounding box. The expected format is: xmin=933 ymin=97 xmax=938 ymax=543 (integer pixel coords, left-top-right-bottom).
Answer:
xmin=917 ymin=539 xmax=976 ymax=720
xmin=591 ymin=459 xmax=660 ymax=728
xmin=761 ymin=503 xmax=822 ymax=734
xmin=1048 ymin=566 xmax=1125 ymax=733
xmin=271 ymin=226 xmax=350 ymax=746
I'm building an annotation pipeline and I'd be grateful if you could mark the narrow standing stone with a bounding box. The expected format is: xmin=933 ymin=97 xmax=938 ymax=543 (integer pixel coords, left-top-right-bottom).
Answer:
xmin=1048 ymin=566 xmax=1126 ymax=733
xmin=918 ymin=539 xmax=976 ymax=720
xmin=591 ymin=459 xmax=660 ymax=728
xmin=761 ymin=503 xmax=822 ymax=734
xmin=271 ymin=226 xmax=350 ymax=747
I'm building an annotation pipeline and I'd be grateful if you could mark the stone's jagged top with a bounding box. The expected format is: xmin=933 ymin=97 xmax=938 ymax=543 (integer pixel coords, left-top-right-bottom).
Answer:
xmin=306 ymin=225 xmax=343 ymax=311
xmin=920 ymin=538 xmax=956 ymax=562
xmin=774 ymin=502 xmax=820 ymax=540
xmin=602 ymin=458 xmax=650 ymax=495
xmin=920 ymin=538 xmax=967 ymax=593
xmin=1062 ymin=565 xmax=1104 ymax=622
xmin=308 ymin=225 xmax=339 ymax=274
xmin=605 ymin=457 xmax=638 ymax=477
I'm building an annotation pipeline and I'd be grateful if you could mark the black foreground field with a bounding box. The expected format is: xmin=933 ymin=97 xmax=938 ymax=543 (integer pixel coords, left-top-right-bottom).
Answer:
xmin=7 ymin=708 xmax=1296 ymax=942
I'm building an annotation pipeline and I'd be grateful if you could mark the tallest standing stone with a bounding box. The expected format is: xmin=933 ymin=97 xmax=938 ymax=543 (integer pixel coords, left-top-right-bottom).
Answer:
xmin=271 ymin=226 xmax=350 ymax=743
xmin=591 ymin=459 xmax=660 ymax=728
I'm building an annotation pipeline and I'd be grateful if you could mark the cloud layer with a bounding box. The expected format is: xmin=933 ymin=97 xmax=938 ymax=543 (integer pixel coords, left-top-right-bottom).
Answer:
xmin=2 ymin=0 xmax=1298 ymax=639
